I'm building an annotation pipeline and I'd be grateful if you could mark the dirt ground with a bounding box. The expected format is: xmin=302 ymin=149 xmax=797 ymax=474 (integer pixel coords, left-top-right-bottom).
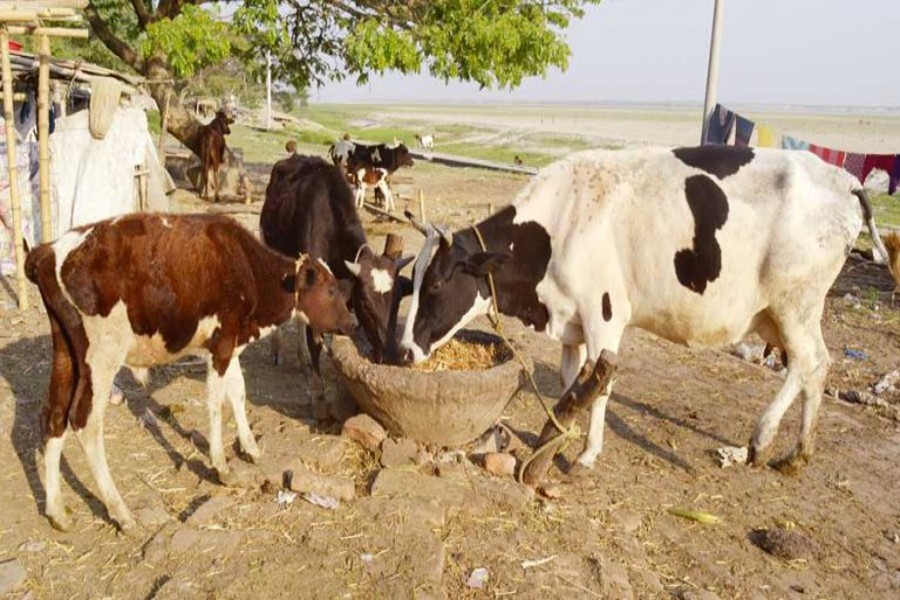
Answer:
xmin=1 ymin=157 xmax=900 ymax=599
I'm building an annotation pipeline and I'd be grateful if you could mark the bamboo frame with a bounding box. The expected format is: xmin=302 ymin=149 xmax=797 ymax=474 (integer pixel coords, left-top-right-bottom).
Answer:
xmin=1 ymin=28 xmax=27 ymax=309
xmin=37 ymin=34 xmax=50 ymax=242
xmin=5 ymin=26 xmax=88 ymax=37
xmin=157 ymin=87 xmax=169 ymax=166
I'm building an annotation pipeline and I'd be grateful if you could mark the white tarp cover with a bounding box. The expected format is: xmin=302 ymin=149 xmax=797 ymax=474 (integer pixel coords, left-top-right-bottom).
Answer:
xmin=51 ymin=106 xmax=172 ymax=234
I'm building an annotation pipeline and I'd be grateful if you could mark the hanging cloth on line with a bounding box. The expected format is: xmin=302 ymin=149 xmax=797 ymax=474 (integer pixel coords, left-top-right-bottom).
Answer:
xmin=704 ymin=103 xmax=735 ymax=145
xmin=781 ymin=135 xmax=810 ymax=151
xmin=808 ymin=144 xmax=846 ymax=167
xmin=844 ymin=152 xmax=866 ymax=182
xmin=861 ymin=154 xmax=900 ymax=194
xmin=734 ymin=115 xmax=755 ymax=147
xmin=756 ymin=124 xmax=777 ymax=148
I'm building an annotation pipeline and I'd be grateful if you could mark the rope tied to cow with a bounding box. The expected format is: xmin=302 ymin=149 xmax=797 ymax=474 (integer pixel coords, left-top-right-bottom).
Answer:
xmin=470 ymin=223 xmax=585 ymax=484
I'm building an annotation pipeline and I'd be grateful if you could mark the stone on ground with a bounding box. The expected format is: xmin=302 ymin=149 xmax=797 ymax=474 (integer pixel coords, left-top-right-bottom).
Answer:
xmin=342 ymin=414 xmax=387 ymax=451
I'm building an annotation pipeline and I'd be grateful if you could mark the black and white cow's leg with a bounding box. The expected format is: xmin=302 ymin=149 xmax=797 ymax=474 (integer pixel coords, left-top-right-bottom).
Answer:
xmin=223 ymin=356 xmax=261 ymax=462
xmin=761 ymin=321 xmax=830 ymax=473
xmin=560 ymin=343 xmax=587 ymax=389
xmin=76 ymin=342 xmax=136 ymax=532
xmin=572 ymin=319 xmax=626 ymax=471
xmin=749 ymin=312 xmax=826 ymax=470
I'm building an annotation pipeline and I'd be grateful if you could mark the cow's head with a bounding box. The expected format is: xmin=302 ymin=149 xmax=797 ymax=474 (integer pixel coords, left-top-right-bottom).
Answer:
xmin=400 ymin=225 xmax=509 ymax=363
xmin=290 ymin=256 xmax=357 ymax=336
xmin=343 ymin=241 xmax=414 ymax=363
xmin=392 ymin=144 xmax=415 ymax=169
xmin=214 ymin=109 xmax=234 ymax=135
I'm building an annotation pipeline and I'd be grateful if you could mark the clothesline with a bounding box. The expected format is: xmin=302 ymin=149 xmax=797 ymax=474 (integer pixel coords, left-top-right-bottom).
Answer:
xmin=704 ymin=103 xmax=900 ymax=195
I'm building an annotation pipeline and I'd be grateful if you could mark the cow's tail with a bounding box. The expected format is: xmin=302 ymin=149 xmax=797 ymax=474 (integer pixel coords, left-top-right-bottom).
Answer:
xmin=853 ymin=189 xmax=889 ymax=264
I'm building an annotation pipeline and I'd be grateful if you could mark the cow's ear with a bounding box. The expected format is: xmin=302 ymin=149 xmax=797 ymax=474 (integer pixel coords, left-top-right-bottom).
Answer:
xmin=463 ymin=252 xmax=510 ymax=276
xmin=281 ymin=274 xmax=297 ymax=293
xmin=398 ymin=275 xmax=414 ymax=297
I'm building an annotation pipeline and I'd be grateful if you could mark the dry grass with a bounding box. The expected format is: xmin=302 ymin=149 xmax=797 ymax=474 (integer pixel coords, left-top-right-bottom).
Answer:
xmin=410 ymin=339 xmax=512 ymax=372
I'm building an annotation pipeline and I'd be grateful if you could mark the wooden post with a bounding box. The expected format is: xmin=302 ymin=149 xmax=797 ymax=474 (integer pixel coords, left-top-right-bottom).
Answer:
xmin=134 ymin=166 xmax=148 ymax=212
xmin=487 ymin=202 xmax=494 ymax=218
xmin=37 ymin=33 xmax=51 ymax=242
xmin=520 ymin=350 xmax=618 ymax=486
xmin=1 ymin=28 xmax=28 ymax=309
xmin=157 ymin=87 xmax=169 ymax=167
xmin=382 ymin=232 xmax=403 ymax=259
xmin=417 ymin=189 xmax=426 ymax=223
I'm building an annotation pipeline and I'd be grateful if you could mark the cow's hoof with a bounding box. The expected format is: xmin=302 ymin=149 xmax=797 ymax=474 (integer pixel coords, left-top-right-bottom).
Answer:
xmin=770 ymin=450 xmax=809 ymax=476
xmin=747 ymin=443 xmax=772 ymax=468
xmin=115 ymin=514 xmax=141 ymax=537
xmin=47 ymin=507 xmax=73 ymax=532
xmin=272 ymin=352 xmax=284 ymax=367
xmin=566 ymin=462 xmax=594 ymax=479
xmin=216 ymin=468 xmax=239 ymax=487
xmin=241 ymin=444 xmax=261 ymax=464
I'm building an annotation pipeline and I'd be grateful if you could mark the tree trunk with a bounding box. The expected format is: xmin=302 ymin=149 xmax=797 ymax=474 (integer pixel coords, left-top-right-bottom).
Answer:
xmin=143 ymin=58 xmax=247 ymax=201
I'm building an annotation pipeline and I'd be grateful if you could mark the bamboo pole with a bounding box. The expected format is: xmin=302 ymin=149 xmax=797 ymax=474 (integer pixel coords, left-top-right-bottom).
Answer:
xmin=1 ymin=28 xmax=28 ymax=309
xmin=37 ymin=33 xmax=50 ymax=242
xmin=5 ymin=26 xmax=88 ymax=38
xmin=417 ymin=189 xmax=426 ymax=222
xmin=157 ymin=87 xmax=169 ymax=166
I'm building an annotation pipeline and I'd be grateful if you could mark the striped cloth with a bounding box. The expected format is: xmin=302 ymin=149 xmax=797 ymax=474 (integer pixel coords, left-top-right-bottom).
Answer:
xmin=808 ymin=144 xmax=846 ymax=167
xmin=756 ymin=124 xmax=776 ymax=147
xmin=781 ymin=135 xmax=810 ymax=151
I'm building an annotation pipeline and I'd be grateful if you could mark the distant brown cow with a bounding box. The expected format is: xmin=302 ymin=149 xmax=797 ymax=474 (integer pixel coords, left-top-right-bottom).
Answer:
xmin=197 ymin=109 xmax=234 ymax=201
xmin=26 ymin=213 xmax=356 ymax=532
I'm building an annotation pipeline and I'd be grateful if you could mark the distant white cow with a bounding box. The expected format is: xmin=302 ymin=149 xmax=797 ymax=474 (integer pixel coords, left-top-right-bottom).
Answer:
xmin=401 ymin=146 xmax=890 ymax=476
xmin=415 ymin=133 xmax=434 ymax=157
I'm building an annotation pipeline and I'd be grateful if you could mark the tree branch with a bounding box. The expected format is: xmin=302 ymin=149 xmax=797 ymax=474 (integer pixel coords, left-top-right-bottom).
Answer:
xmin=130 ymin=0 xmax=152 ymax=27
xmin=85 ymin=1 xmax=145 ymax=71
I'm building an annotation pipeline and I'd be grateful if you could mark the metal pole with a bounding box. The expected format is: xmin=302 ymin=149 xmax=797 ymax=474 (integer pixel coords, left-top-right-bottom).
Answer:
xmin=700 ymin=0 xmax=725 ymax=146
xmin=265 ymin=52 xmax=272 ymax=130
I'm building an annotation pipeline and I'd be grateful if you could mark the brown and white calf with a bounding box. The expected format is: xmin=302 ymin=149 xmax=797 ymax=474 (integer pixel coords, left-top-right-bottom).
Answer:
xmin=350 ymin=165 xmax=395 ymax=211
xmin=26 ymin=213 xmax=356 ymax=532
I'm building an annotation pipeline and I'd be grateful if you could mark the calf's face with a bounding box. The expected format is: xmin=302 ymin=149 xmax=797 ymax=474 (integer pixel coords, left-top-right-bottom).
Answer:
xmin=293 ymin=257 xmax=357 ymax=336
xmin=344 ymin=247 xmax=413 ymax=363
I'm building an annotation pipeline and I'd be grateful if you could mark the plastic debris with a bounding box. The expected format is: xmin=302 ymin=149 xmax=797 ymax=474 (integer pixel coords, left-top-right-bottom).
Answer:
xmin=303 ymin=492 xmax=339 ymax=510
xmin=360 ymin=553 xmax=375 ymax=564
xmin=275 ymin=490 xmax=297 ymax=506
xmin=521 ymin=555 xmax=557 ymax=570
xmin=873 ymin=370 xmax=900 ymax=395
xmin=843 ymin=348 xmax=867 ymax=361
xmin=667 ymin=507 xmax=721 ymax=524
xmin=716 ymin=446 xmax=749 ymax=468
xmin=466 ymin=567 xmax=489 ymax=589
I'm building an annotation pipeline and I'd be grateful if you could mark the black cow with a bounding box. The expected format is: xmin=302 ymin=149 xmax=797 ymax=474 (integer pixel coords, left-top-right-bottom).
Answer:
xmin=261 ymin=154 xmax=413 ymax=372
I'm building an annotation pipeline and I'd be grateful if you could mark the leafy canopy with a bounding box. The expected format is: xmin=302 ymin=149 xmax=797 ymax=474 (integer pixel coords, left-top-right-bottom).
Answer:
xmin=83 ymin=1 xmax=599 ymax=91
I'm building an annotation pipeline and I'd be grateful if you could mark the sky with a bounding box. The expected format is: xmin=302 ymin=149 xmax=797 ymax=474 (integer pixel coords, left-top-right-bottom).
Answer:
xmin=314 ymin=0 xmax=900 ymax=107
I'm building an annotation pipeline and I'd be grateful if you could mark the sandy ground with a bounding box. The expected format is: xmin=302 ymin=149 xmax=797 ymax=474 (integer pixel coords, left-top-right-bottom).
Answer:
xmin=1 ymin=146 xmax=900 ymax=599
xmin=367 ymin=104 xmax=900 ymax=154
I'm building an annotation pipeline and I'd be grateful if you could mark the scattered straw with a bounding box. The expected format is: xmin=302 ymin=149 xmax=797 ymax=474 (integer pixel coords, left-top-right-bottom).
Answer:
xmin=410 ymin=338 xmax=511 ymax=372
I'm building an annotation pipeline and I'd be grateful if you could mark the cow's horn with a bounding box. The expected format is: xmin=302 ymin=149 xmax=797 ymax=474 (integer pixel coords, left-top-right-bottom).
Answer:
xmin=435 ymin=224 xmax=453 ymax=247
xmin=404 ymin=210 xmax=430 ymax=236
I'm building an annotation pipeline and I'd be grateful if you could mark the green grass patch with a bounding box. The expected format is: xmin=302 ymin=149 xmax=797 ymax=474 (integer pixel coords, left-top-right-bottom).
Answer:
xmin=870 ymin=192 xmax=900 ymax=230
xmin=146 ymin=109 xmax=161 ymax=136
xmin=439 ymin=143 xmax=554 ymax=168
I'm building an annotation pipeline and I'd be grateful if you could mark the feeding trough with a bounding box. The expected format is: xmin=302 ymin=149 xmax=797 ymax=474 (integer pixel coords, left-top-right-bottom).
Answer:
xmin=329 ymin=330 xmax=529 ymax=447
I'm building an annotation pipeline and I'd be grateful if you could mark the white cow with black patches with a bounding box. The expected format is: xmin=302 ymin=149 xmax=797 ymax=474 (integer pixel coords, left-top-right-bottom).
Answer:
xmin=401 ymin=146 xmax=889 ymax=475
